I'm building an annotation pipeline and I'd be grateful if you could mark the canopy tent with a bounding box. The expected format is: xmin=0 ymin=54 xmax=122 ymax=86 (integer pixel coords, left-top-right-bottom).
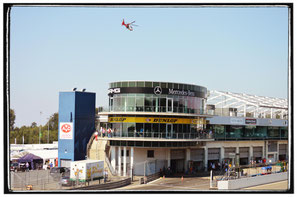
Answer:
xmin=11 ymin=151 xmax=29 ymax=160
xmin=18 ymin=153 xmax=43 ymax=170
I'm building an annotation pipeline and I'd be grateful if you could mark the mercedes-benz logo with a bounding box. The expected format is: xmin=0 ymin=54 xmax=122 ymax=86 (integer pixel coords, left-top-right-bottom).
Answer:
xmin=154 ymin=86 xmax=162 ymax=95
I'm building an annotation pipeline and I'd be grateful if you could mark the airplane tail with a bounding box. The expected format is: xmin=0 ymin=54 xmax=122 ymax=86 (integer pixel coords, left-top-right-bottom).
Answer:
xmin=122 ymin=19 xmax=125 ymax=26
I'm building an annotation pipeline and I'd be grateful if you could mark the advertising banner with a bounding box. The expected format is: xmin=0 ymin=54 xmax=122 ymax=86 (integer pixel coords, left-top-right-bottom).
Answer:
xmin=59 ymin=122 xmax=73 ymax=140
xmin=108 ymin=117 xmax=206 ymax=124
xmin=245 ymin=118 xmax=257 ymax=125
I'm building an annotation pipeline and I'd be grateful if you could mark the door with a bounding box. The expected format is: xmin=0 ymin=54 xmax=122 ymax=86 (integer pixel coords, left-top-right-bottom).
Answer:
xmin=166 ymin=124 xmax=173 ymax=138
xmin=166 ymin=98 xmax=173 ymax=112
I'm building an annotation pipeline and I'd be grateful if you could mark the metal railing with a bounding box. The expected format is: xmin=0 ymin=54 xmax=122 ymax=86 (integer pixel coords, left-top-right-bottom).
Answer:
xmin=106 ymin=106 xmax=205 ymax=115
xmin=214 ymin=135 xmax=288 ymax=141
xmin=100 ymin=131 xmax=214 ymax=140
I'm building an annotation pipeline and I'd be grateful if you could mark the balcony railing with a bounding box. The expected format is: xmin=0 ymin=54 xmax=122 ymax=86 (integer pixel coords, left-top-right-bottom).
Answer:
xmin=106 ymin=106 xmax=205 ymax=115
xmin=213 ymin=135 xmax=288 ymax=141
xmin=98 ymin=131 xmax=214 ymax=140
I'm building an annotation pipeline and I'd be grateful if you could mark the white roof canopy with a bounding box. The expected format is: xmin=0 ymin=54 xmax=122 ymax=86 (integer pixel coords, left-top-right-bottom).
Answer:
xmin=207 ymin=90 xmax=288 ymax=119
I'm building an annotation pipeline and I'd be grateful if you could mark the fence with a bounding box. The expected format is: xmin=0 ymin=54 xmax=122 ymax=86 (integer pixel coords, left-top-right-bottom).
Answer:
xmin=69 ymin=178 xmax=131 ymax=190
xmin=10 ymin=170 xmax=63 ymax=191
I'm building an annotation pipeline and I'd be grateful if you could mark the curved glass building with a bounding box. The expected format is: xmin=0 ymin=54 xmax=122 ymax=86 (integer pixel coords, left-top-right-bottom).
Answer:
xmin=90 ymin=81 xmax=288 ymax=177
xmin=106 ymin=81 xmax=209 ymax=139
xmin=108 ymin=81 xmax=207 ymax=114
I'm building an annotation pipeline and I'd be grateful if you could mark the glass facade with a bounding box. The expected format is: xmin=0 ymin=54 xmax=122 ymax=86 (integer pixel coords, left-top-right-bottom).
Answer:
xmin=105 ymin=115 xmax=209 ymax=139
xmin=209 ymin=124 xmax=288 ymax=140
xmin=110 ymin=93 xmax=204 ymax=114
xmin=108 ymin=81 xmax=207 ymax=115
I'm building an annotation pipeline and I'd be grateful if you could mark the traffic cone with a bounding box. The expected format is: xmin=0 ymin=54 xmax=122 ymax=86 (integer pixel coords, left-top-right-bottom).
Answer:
xmin=181 ymin=176 xmax=184 ymax=181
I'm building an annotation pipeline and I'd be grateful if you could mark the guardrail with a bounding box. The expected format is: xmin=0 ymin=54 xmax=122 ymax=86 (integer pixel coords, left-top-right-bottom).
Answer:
xmin=69 ymin=178 xmax=131 ymax=190
xmin=139 ymin=172 xmax=161 ymax=184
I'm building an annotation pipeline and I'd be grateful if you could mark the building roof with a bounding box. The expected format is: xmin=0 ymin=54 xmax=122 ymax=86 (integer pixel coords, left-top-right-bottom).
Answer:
xmin=207 ymin=90 xmax=288 ymax=119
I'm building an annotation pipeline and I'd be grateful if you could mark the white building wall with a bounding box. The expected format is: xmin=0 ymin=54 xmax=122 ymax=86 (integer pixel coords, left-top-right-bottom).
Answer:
xmin=133 ymin=148 xmax=168 ymax=176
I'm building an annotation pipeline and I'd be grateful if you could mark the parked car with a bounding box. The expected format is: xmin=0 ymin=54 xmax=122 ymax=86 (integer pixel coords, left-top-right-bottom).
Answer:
xmin=60 ymin=176 xmax=75 ymax=187
xmin=50 ymin=167 xmax=70 ymax=180
xmin=19 ymin=163 xmax=27 ymax=172
xmin=10 ymin=163 xmax=19 ymax=172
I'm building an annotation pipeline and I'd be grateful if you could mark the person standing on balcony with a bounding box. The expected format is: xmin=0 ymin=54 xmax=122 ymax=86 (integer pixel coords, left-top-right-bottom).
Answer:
xmin=108 ymin=128 xmax=111 ymax=137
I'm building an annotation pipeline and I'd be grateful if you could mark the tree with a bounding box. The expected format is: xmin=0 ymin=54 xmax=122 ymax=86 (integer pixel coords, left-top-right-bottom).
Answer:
xmin=47 ymin=113 xmax=58 ymax=130
xmin=10 ymin=109 xmax=16 ymax=131
xmin=31 ymin=122 xmax=37 ymax=128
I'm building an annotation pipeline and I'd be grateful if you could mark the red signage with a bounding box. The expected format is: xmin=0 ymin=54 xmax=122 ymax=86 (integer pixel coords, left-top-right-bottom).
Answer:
xmin=61 ymin=124 xmax=71 ymax=133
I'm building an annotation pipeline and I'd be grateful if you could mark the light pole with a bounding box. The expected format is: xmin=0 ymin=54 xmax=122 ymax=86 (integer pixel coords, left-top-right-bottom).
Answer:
xmin=39 ymin=125 xmax=41 ymax=144
xmin=47 ymin=118 xmax=50 ymax=144
xmin=39 ymin=111 xmax=42 ymax=144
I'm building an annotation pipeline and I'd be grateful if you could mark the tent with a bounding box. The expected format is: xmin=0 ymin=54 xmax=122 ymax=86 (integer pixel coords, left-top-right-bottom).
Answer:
xmin=18 ymin=153 xmax=43 ymax=170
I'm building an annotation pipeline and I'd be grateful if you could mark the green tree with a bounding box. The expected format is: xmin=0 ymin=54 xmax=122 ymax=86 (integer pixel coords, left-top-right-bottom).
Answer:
xmin=31 ymin=122 xmax=37 ymax=128
xmin=10 ymin=109 xmax=16 ymax=131
xmin=47 ymin=113 xmax=58 ymax=130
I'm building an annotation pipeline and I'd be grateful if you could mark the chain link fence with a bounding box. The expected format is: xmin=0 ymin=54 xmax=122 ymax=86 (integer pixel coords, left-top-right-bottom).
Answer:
xmin=10 ymin=170 xmax=63 ymax=191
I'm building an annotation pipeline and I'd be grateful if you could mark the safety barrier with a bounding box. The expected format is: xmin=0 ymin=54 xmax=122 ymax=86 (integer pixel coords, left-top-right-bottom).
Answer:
xmin=139 ymin=172 xmax=161 ymax=184
xmin=69 ymin=178 xmax=131 ymax=190
xmin=217 ymin=172 xmax=288 ymax=190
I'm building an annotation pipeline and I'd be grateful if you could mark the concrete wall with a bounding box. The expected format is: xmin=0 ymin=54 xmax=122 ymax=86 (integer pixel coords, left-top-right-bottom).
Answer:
xmin=217 ymin=172 xmax=288 ymax=190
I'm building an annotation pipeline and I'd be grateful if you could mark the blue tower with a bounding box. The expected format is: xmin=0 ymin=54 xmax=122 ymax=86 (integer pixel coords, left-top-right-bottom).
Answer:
xmin=58 ymin=90 xmax=95 ymax=167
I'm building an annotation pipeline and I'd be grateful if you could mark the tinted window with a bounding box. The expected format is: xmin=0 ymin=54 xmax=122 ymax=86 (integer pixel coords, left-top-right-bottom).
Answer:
xmin=147 ymin=150 xmax=154 ymax=158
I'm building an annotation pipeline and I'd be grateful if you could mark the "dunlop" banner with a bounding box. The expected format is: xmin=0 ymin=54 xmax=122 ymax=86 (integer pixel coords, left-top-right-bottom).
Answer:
xmin=108 ymin=117 xmax=206 ymax=124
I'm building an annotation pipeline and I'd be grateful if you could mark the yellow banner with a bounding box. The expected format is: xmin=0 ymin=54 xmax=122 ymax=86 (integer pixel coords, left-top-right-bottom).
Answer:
xmin=108 ymin=117 xmax=206 ymax=124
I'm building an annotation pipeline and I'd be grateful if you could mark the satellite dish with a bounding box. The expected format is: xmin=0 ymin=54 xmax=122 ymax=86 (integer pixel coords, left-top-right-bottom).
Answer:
xmin=73 ymin=88 xmax=77 ymax=91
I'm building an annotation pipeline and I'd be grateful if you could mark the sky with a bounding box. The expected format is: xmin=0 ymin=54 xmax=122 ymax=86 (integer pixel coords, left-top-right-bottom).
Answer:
xmin=9 ymin=5 xmax=289 ymax=127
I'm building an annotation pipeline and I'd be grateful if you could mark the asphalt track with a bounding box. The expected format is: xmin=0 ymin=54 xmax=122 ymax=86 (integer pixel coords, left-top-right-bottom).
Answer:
xmin=116 ymin=176 xmax=211 ymax=191
xmin=116 ymin=177 xmax=289 ymax=192
xmin=242 ymin=180 xmax=288 ymax=190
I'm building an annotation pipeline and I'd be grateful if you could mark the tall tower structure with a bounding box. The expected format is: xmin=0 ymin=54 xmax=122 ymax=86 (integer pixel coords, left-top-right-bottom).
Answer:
xmin=58 ymin=90 xmax=95 ymax=167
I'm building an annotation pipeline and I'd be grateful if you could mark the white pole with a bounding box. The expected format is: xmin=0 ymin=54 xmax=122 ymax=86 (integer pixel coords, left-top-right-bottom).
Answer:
xmin=48 ymin=118 xmax=50 ymax=144
xmin=39 ymin=126 xmax=41 ymax=144
xmin=123 ymin=147 xmax=127 ymax=176
xmin=118 ymin=147 xmax=121 ymax=176
xmin=130 ymin=147 xmax=134 ymax=178
xmin=39 ymin=111 xmax=42 ymax=144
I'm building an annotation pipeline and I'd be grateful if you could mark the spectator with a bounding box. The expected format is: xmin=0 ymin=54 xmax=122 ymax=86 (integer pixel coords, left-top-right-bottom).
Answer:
xmin=212 ymin=163 xmax=216 ymax=171
xmin=104 ymin=170 xmax=108 ymax=183
xmin=108 ymin=128 xmax=111 ymax=137
xmin=26 ymin=162 xmax=29 ymax=171
xmin=209 ymin=130 xmax=213 ymax=138
xmin=102 ymin=128 xmax=106 ymax=137
xmin=218 ymin=162 xmax=221 ymax=170
xmin=50 ymin=162 xmax=53 ymax=168
xmin=140 ymin=128 xmax=144 ymax=137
